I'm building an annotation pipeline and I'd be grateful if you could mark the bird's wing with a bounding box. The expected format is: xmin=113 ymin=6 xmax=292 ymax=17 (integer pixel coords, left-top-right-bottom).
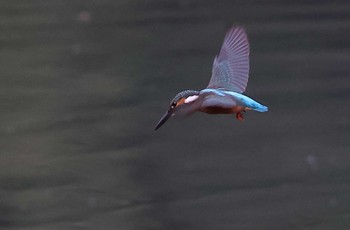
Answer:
xmin=207 ymin=27 xmax=250 ymax=93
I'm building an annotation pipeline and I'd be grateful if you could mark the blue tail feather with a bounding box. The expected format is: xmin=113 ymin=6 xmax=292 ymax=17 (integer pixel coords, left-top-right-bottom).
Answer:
xmin=251 ymin=104 xmax=268 ymax=112
xmin=240 ymin=97 xmax=268 ymax=113
xmin=203 ymin=90 xmax=268 ymax=113
xmin=222 ymin=91 xmax=268 ymax=113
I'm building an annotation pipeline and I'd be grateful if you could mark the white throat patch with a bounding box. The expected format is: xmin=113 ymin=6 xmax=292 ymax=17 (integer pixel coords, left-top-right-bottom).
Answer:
xmin=184 ymin=95 xmax=199 ymax=103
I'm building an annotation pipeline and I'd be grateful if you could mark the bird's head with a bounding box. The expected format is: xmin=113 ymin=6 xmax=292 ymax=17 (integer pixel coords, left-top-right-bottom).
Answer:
xmin=155 ymin=90 xmax=200 ymax=130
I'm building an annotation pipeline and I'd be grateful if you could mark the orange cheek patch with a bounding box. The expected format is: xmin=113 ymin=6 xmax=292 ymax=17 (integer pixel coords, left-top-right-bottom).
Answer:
xmin=176 ymin=98 xmax=186 ymax=107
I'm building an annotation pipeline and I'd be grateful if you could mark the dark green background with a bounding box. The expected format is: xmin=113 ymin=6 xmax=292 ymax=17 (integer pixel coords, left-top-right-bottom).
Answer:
xmin=1 ymin=0 xmax=350 ymax=229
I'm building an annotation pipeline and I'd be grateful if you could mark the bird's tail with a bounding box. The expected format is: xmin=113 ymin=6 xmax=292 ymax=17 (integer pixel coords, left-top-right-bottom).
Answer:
xmin=250 ymin=104 xmax=268 ymax=112
xmin=238 ymin=95 xmax=268 ymax=112
xmin=222 ymin=91 xmax=268 ymax=113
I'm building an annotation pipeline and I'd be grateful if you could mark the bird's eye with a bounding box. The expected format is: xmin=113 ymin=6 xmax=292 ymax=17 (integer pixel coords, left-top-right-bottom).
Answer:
xmin=170 ymin=102 xmax=176 ymax=109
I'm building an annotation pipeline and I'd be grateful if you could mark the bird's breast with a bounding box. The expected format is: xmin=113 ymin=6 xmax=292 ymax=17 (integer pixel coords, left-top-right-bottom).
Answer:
xmin=200 ymin=105 xmax=245 ymax=114
xmin=198 ymin=91 xmax=246 ymax=114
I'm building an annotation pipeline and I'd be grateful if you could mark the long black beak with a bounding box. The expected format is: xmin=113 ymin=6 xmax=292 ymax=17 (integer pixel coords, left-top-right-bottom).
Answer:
xmin=154 ymin=110 xmax=173 ymax=130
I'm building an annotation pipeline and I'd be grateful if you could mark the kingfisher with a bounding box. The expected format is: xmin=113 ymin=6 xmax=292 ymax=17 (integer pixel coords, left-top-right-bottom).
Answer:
xmin=155 ymin=26 xmax=268 ymax=130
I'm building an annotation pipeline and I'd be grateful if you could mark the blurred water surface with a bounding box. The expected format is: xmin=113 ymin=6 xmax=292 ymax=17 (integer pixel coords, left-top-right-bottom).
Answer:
xmin=1 ymin=0 xmax=350 ymax=229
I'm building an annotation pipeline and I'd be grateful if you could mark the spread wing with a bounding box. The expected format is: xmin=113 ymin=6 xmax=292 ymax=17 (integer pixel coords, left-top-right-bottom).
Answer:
xmin=207 ymin=26 xmax=250 ymax=93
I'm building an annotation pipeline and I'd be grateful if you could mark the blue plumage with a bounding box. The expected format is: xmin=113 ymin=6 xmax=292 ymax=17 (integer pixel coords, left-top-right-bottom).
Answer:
xmin=223 ymin=91 xmax=268 ymax=112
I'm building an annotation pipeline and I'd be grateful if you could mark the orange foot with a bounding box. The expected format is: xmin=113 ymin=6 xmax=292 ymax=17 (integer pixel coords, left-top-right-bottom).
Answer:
xmin=235 ymin=111 xmax=245 ymax=121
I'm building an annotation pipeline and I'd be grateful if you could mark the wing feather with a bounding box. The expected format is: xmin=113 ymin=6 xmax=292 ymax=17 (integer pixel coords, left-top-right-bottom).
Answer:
xmin=207 ymin=26 xmax=250 ymax=93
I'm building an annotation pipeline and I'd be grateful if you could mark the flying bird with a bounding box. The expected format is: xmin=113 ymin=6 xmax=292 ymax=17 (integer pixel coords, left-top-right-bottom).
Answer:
xmin=155 ymin=26 xmax=268 ymax=130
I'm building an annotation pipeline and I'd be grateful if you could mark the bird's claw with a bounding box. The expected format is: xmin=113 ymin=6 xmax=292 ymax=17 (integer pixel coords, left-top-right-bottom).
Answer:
xmin=236 ymin=111 xmax=245 ymax=121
